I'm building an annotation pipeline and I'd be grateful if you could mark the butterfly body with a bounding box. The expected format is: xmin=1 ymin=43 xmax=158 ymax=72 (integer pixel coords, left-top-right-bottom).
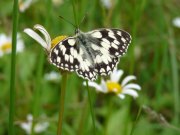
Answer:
xmin=49 ymin=28 xmax=131 ymax=80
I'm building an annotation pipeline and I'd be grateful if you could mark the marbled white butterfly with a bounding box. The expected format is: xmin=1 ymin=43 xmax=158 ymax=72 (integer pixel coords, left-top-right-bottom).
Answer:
xmin=49 ymin=28 xmax=131 ymax=81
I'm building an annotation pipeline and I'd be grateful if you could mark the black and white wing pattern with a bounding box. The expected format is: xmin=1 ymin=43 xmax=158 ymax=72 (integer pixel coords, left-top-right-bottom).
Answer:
xmin=49 ymin=28 xmax=131 ymax=81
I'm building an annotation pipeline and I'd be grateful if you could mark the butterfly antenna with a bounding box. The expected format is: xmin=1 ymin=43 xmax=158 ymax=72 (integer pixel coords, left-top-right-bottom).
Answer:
xmin=59 ymin=15 xmax=77 ymax=29
xmin=79 ymin=12 xmax=88 ymax=28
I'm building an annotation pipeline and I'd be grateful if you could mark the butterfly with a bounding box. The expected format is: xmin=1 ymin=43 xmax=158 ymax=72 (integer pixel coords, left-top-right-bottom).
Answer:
xmin=49 ymin=28 xmax=131 ymax=81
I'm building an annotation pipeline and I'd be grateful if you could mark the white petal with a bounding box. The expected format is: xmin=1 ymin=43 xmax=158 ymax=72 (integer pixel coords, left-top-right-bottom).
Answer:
xmin=24 ymin=28 xmax=48 ymax=50
xmin=100 ymin=79 xmax=108 ymax=93
xmin=34 ymin=24 xmax=51 ymax=51
xmin=117 ymin=94 xmax=125 ymax=99
xmin=172 ymin=17 xmax=180 ymax=28
xmin=16 ymin=38 xmax=25 ymax=52
xmin=0 ymin=34 xmax=10 ymax=45
xmin=0 ymin=51 xmax=3 ymax=57
xmin=19 ymin=0 xmax=33 ymax=12
xmin=27 ymin=114 xmax=33 ymax=122
xmin=122 ymin=89 xmax=139 ymax=98
xmin=110 ymin=69 xmax=124 ymax=82
xmin=86 ymin=81 xmax=103 ymax=91
xmin=44 ymin=71 xmax=60 ymax=81
xmin=121 ymin=75 xmax=136 ymax=86
xmin=20 ymin=123 xmax=31 ymax=134
xmin=123 ymin=83 xmax=141 ymax=91
xmin=34 ymin=122 xmax=49 ymax=133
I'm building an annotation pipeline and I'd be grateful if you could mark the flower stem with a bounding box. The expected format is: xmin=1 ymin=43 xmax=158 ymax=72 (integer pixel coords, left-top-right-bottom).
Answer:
xmin=86 ymin=80 xmax=96 ymax=134
xmin=31 ymin=49 xmax=45 ymax=135
xmin=9 ymin=0 xmax=19 ymax=134
xmin=57 ymin=73 xmax=68 ymax=135
xmin=129 ymin=105 xmax=142 ymax=135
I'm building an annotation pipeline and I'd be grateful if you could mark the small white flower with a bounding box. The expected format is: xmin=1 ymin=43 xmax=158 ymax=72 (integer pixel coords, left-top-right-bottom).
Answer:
xmin=86 ymin=69 xmax=141 ymax=99
xmin=172 ymin=17 xmax=180 ymax=28
xmin=100 ymin=0 xmax=113 ymax=9
xmin=20 ymin=114 xmax=49 ymax=134
xmin=19 ymin=0 xmax=33 ymax=12
xmin=44 ymin=71 xmax=61 ymax=81
xmin=0 ymin=33 xmax=24 ymax=57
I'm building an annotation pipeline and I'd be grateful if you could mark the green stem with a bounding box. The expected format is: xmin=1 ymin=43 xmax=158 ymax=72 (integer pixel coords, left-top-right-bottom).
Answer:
xmin=77 ymin=96 xmax=88 ymax=135
xmin=86 ymin=80 xmax=96 ymax=134
xmin=129 ymin=106 xmax=142 ymax=135
xmin=31 ymin=49 xmax=45 ymax=135
xmin=168 ymin=23 xmax=179 ymax=125
xmin=31 ymin=1 xmax=52 ymax=134
xmin=9 ymin=0 xmax=19 ymax=134
xmin=57 ymin=73 xmax=68 ymax=135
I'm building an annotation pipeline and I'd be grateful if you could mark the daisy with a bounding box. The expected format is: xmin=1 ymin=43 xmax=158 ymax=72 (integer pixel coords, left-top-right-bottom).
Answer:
xmin=172 ymin=17 xmax=180 ymax=28
xmin=44 ymin=71 xmax=61 ymax=81
xmin=0 ymin=33 xmax=24 ymax=57
xmin=19 ymin=114 xmax=49 ymax=134
xmin=86 ymin=69 xmax=141 ymax=99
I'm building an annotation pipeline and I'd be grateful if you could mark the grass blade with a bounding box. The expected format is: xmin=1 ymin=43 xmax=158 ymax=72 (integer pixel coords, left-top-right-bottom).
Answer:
xmin=57 ymin=73 xmax=68 ymax=135
xmin=86 ymin=80 xmax=96 ymax=135
xmin=9 ymin=0 xmax=19 ymax=134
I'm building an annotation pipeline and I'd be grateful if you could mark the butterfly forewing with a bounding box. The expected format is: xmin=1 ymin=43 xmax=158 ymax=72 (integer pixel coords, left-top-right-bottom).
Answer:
xmin=49 ymin=28 xmax=131 ymax=81
xmin=87 ymin=29 xmax=131 ymax=57
xmin=86 ymin=29 xmax=131 ymax=75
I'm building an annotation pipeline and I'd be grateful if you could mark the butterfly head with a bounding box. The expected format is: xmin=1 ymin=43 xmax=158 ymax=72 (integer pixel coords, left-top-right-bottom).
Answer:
xmin=75 ymin=28 xmax=81 ymax=35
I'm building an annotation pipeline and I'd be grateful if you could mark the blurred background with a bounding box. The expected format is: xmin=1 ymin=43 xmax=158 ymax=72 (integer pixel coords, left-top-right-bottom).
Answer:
xmin=0 ymin=0 xmax=180 ymax=134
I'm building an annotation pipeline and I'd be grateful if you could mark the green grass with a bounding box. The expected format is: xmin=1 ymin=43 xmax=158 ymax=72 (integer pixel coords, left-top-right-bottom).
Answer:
xmin=0 ymin=0 xmax=180 ymax=134
xmin=9 ymin=0 xmax=19 ymax=134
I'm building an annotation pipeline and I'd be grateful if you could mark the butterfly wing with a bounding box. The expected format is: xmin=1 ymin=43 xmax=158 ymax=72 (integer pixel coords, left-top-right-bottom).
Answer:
xmin=49 ymin=36 xmax=97 ymax=80
xmin=49 ymin=28 xmax=131 ymax=81
xmin=49 ymin=37 xmax=80 ymax=71
xmin=86 ymin=28 xmax=131 ymax=75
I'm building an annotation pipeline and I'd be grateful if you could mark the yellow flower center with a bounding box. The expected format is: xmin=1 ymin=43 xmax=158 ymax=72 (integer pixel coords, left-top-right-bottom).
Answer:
xmin=106 ymin=81 xmax=122 ymax=94
xmin=51 ymin=35 xmax=67 ymax=49
xmin=0 ymin=42 xmax=12 ymax=52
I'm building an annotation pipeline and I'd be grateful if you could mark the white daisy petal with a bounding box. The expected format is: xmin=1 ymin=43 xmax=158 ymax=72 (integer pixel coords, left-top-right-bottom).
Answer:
xmin=24 ymin=28 xmax=48 ymax=50
xmin=19 ymin=114 xmax=49 ymax=134
xmin=110 ymin=69 xmax=124 ymax=82
xmin=123 ymin=83 xmax=141 ymax=91
xmin=19 ymin=0 xmax=33 ymax=12
xmin=101 ymin=0 xmax=112 ymax=9
xmin=34 ymin=24 xmax=51 ymax=51
xmin=172 ymin=17 xmax=180 ymax=28
xmin=117 ymin=94 xmax=125 ymax=99
xmin=121 ymin=75 xmax=136 ymax=86
xmin=86 ymin=81 xmax=103 ymax=91
xmin=44 ymin=71 xmax=61 ymax=81
xmin=122 ymin=89 xmax=139 ymax=98
xmin=35 ymin=122 xmax=49 ymax=133
xmin=0 ymin=33 xmax=24 ymax=56
xmin=20 ymin=123 xmax=31 ymax=134
xmin=100 ymin=79 xmax=108 ymax=93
